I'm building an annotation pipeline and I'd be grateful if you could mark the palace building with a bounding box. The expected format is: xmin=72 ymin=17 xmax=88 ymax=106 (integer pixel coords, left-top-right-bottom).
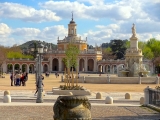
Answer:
xmin=2 ymin=16 xmax=153 ymax=75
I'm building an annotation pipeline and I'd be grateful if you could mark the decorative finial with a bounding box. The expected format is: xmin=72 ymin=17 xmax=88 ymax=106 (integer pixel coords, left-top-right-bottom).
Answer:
xmin=71 ymin=11 xmax=73 ymax=21
xmin=58 ymin=36 xmax=59 ymax=40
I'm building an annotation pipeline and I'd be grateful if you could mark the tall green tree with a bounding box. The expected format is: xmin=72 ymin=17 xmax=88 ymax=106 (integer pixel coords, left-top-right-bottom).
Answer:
xmin=7 ymin=51 xmax=33 ymax=59
xmin=63 ymin=43 xmax=80 ymax=70
xmin=146 ymin=38 xmax=160 ymax=58
xmin=137 ymin=41 xmax=154 ymax=60
xmin=63 ymin=43 xmax=80 ymax=87
xmin=102 ymin=47 xmax=114 ymax=60
xmin=110 ymin=39 xmax=128 ymax=59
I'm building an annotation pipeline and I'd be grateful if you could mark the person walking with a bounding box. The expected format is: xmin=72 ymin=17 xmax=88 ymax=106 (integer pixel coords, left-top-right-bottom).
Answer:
xmin=57 ymin=73 xmax=59 ymax=78
xmin=23 ymin=72 xmax=28 ymax=86
xmin=10 ymin=73 xmax=14 ymax=86
xmin=55 ymin=72 xmax=57 ymax=78
xmin=15 ymin=72 xmax=21 ymax=86
xmin=20 ymin=73 xmax=25 ymax=86
xmin=34 ymin=75 xmax=44 ymax=96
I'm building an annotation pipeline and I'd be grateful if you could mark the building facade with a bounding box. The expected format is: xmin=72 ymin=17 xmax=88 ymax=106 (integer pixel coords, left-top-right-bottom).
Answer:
xmin=2 ymin=18 xmax=154 ymax=75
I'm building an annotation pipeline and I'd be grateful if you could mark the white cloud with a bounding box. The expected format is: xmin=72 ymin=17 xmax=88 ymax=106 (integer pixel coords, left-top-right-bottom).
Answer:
xmin=0 ymin=37 xmax=15 ymax=46
xmin=0 ymin=2 xmax=61 ymax=22
xmin=39 ymin=1 xmax=134 ymax=20
xmin=4 ymin=25 xmax=67 ymax=46
xmin=39 ymin=0 xmax=159 ymax=21
xmin=12 ymin=28 xmax=41 ymax=36
xmin=78 ymin=0 xmax=105 ymax=5
xmin=39 ymin=25 xmax=68 ymax=43
xmin=0 ymin=23 xmax=11 ymax=36
xmin=0 ymin=0 xmax=160 ymax=46
xmin=96 ymin=24 xmax=120 ymax=32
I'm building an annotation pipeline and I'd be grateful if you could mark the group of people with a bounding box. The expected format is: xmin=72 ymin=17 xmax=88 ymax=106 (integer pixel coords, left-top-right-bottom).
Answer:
xmin=10 ymin=72 xmax=28 ymax=86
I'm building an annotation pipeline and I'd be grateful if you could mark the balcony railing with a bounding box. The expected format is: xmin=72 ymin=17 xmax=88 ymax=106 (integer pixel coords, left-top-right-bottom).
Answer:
xmin=48 ymin=50 xmax=102 ymax=54
xmin=98 ymin=59 xmax=125 ymax=63
xmin=148 ymin=88 xmax=160 ymax=107
xmin=57 ymin=40 xmax=87 ymax=44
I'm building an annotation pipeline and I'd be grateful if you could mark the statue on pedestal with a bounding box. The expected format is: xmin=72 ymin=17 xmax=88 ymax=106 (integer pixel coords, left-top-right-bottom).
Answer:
xmin=132 ymin=23 xmax=136 ymax=37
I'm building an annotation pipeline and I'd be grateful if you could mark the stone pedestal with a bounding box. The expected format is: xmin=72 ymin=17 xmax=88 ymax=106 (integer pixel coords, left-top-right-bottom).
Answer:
xmin=105 ymin=96 xmax=113 ymax=104
xmin=140 ymin=97 xmax=144 ymax=105
xmin=125 ymin=93 xmax=131 ymax=99
xmin=52 ymin=87 xmax=91 ymax=95
xmin=96 ymin=92 xmax=102 ymax=99
xmin=3 ymin=90 xmax=11 ymax=103
xmin=53 ymin=96 xmax=92 ymax=120
xmin=4 ymin=90 xmax=10 ymax=96
xmin=144 ymin=86 xmax=150 ymax=106
xmin=3 ymin=95 xmax=11 ymax=103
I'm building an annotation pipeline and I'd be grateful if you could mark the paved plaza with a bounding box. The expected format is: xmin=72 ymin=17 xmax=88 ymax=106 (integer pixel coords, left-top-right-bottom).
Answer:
xmin=0 ymin=90 xmax=160 ymax=120
xmin=0 ymin=74 xmax=160 ymax=119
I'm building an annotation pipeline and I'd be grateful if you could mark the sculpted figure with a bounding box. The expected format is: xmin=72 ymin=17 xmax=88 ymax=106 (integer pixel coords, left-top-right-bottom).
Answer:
xmin=141 ymin=64 xmax=147 ymax=71
xmin=132 ymin=23 xmax=136 ymax=36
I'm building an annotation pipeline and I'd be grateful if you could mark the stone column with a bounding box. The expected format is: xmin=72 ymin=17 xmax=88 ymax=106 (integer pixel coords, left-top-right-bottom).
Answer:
xmin=77 ymin=58 xmax=79 ymax=72
xmin=49 ymin=56 xmax=52 ymax=72
xmin=59 ymin=58 xmax=62 ymax=72
xmin=100 ymin=66 xmax=102 ymax=72
xmin=20 ymin=64 xmax=22 ymax=73
xmin=144 ymin=86 xmax=150 ymax=106
xmin=27 ymin=64 xmax=29 ymax=73
xmin=110 ymin=65 xmax=113 ymax=74
xmin=2 ymin=62 xmax=7 ymax=73
xmin=93 ymin=59 xmax=97 ymax=72
xmin=12 ymin=64 xmax=15 ymax=74
xmin=103 ymin=65 xmax=105 ymax=73
xmin=84 ymin=58 xmax=87 ymax=72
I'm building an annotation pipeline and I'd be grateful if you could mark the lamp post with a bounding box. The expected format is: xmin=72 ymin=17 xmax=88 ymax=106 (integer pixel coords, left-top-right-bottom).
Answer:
xmin=29 ymin=42 xmax=48 ymax=103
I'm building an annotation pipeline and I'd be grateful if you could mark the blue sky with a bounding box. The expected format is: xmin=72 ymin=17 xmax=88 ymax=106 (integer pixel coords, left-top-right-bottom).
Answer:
xmin=0 ymin=0 xmax=160 ymax=46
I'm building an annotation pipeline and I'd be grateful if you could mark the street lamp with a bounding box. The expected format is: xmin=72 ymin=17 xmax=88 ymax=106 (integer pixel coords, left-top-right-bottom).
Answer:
xmin=29 ymin=42 xmax=47 ymax=103
xmin=36 ymin=42 xmax=45 ymax=103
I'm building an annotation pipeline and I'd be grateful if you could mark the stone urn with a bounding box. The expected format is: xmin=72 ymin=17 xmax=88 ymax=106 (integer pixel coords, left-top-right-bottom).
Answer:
xmin=53 ymin=95 xmax=92 ymax=120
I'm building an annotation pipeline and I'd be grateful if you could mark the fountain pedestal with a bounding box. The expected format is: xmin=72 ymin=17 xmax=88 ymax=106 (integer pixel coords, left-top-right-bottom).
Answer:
xmin=139 ymin=71 xmax=150 ymax=77
xmin=53 ymin=95 xmax=92 ymax=120
xmin=120 ymin=70 xmax=129 ymax=77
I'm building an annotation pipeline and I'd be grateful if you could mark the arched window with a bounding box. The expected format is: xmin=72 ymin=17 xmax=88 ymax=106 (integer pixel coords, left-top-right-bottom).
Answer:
xmin=72 ymin=29 xmax=74 ymax=34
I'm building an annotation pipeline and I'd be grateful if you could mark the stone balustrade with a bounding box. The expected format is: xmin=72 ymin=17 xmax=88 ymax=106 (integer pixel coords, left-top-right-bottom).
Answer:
xmin=50 ymin=50 xmax=102 ymax=54
xmin=98 ymin=59 xmax=125 ymax=63
xmin=58 ymin=39 xmax=87 ymax=43
xmin=76 ymin=76 xmax=158 ymax=84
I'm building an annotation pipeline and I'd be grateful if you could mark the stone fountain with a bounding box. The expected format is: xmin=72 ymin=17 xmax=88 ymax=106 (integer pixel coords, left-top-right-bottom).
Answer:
xmin=118 ymin=23 xmax=150 ymax=77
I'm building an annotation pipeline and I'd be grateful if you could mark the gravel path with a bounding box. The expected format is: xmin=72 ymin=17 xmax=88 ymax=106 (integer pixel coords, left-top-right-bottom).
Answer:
xmin=0 ymin=106 xmax=159 ymax=120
